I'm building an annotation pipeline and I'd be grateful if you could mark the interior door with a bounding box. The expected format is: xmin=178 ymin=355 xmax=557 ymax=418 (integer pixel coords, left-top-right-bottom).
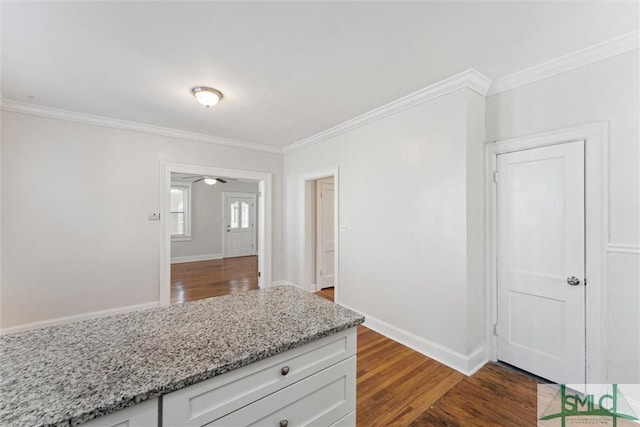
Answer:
xmin=497 ymin=140 xmax=585 ymax=384
xmin=224 ymin=193 xmax=257 ymax=258
xmin=316 ymin=178 xmax=335 ymax=290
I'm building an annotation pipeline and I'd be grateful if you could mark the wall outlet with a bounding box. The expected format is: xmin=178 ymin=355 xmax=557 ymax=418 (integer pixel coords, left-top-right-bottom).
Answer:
xmin=149 ymin=212 xmax=160 ymax=220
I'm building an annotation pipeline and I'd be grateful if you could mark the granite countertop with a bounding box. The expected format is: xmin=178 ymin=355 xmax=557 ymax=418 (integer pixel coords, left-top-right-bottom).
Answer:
xmin=0 ymin=285 xmax=364 ymax=427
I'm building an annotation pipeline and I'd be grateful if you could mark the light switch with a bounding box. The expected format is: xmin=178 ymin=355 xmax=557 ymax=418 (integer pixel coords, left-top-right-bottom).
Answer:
xmin=340 ymin=224 xmax=347 ymax=232
xmin=149 ymin=212 xmax=160 ymax=220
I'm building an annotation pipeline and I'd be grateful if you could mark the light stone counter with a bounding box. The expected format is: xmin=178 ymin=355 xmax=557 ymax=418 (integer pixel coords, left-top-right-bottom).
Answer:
xmin=0 ymin=285 xmax=364 ymax=426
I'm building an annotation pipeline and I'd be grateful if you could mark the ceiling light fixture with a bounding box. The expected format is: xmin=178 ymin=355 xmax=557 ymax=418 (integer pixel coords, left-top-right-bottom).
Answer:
xmin=203 ymin=178 xmax=217 ymax=185
xmin=191 ymin=86 xmax=223 ymax=108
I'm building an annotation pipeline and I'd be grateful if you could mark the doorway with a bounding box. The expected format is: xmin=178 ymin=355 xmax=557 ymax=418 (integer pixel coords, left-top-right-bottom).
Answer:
xmin=316 ymin=177 xmax=335 ymax=290
xmin=168 ymin=175 xmax=260 ymax=303
xmin=486 ymin=123 xmax=608 ymax=384
xmin=160 ymin=162 xmax=272 ymax=306
xmin=302 ymin=170 xmax=339 ymax=302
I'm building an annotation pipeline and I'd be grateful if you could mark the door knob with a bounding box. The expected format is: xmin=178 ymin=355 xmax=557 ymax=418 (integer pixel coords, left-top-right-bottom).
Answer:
xmin=567 ymin=276 xmax=581 ymax=286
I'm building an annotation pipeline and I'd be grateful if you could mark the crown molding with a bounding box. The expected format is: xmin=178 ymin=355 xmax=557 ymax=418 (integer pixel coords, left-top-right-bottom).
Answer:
xmin=0 ymin=98 xmax=283 ymax=154
xmin=489 ymin=30 xmax=639 ymax=96
xmin=283 ymin=68 xmax=491 ymax=154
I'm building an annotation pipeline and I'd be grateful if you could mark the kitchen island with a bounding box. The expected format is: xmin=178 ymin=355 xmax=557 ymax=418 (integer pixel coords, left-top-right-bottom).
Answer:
xmin=0 ymin=285 xmax=364 ymax=426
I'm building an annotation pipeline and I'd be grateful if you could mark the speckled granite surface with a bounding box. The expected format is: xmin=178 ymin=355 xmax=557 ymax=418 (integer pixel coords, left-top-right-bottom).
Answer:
xmin=0 ymin=285 xmax=364 ymax=427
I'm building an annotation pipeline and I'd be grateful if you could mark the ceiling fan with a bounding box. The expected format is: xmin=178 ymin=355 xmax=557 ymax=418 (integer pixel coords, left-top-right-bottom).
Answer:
xmin=180 ymin=175 xmax=238 ymax=185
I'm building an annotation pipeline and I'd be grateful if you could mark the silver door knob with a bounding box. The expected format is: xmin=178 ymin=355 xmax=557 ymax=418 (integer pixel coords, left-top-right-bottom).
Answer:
xmin=567 ymin=276 xmax=581 ymax=286
xmin=279 ymin=420 xmax=288 ymax=427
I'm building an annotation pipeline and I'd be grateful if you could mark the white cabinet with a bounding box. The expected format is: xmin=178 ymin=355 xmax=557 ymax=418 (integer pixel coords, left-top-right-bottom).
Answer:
xmin=82 ymin=328 xmax=357 ymax=427
xmin=163 ymin=328 xmax=357 ymax=427
xmin=82 ymin=398 xmax=158 ymax=427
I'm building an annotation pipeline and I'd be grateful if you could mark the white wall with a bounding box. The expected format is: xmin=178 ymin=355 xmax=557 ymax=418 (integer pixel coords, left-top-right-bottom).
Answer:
xmin=486 ymin=50 xmax=640 ymax=383
xmin=0 ymin=111 xmax=283 ymax=329
xmin=170 ymin=180 xmax=258 ymax=261
xmin=284 ymin=87 xmax=487 ymax=373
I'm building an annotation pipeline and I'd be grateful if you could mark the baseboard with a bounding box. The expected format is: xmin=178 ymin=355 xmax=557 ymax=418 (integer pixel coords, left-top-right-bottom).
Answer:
xmin=171 ymin=253 xmax=224 ymax=264
xmin=466 ymin=346 xmax=490 ymax=376
xmin=1 ymin=301 xmax=159 ymax=335
xmin=286 ymin=281 xmax=489 ymax=375
xmin=323 ymin=297 xmax=488 ymax=376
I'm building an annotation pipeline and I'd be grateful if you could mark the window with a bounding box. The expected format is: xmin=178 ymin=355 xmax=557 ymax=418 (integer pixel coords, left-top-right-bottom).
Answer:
xmin=230 ymin=201 xmax=239 ymax=229
xmin=170 ymin=183 xmax=191 ymax=240
xmin=229 ymin=200 xmax=251 ymax=229
xmin=241 ymin=201 xmax=250 ymax=228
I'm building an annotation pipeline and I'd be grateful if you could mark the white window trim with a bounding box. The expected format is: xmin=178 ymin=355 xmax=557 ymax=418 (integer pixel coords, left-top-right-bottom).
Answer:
xmin=170 ymin=182 xmax=192 ymax=241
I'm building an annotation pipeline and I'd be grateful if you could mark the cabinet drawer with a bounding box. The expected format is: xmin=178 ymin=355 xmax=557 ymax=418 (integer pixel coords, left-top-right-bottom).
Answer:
xmin=207 ymin=357 xmax=356 ymax=427
xmin=81 ymin=398 xmax=158 ymax=427
xmin=163 ymin=328 xmax=356 ymax=427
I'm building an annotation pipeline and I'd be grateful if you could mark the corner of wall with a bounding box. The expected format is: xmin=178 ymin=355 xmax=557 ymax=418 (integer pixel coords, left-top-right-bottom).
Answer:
xmin=343 ymin=302 xmax=488 ymax=376
xmin=464 ymin=88 xmax=489 ymax=355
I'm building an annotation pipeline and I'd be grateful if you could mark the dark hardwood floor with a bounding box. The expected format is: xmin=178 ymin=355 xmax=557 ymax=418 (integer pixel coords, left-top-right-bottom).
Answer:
xmin=315 ymin=287 xmax=335 ymax=302
xmin=314 ymin=287 xmax=539 ymax=426
xmin=171 ymin=256 xmax=258 ymax=304
xmin=173 ymin=280 xmax=539 ymax=425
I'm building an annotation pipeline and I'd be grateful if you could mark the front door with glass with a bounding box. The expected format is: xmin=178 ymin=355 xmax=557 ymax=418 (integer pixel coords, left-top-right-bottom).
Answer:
xmin=223 ymin=192 xmax=257 ymax=258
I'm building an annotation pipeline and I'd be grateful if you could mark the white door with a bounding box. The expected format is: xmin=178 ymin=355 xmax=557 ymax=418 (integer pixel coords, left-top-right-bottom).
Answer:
xmin=497 ymin=140 xmax=585 ymax=384
xmin=316 ymin=178 xmax=335 ymax=290
xmin=224 ymin=192 xmax=257 ymax=258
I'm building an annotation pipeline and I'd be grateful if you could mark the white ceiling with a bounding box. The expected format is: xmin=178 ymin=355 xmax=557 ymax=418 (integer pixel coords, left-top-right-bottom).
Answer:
xmin=2 ymin=2 xmax=638 ymax=148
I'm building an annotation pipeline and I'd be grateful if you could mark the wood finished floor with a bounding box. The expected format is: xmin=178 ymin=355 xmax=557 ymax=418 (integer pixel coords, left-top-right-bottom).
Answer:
xmin=171 ymin=276 xmax=540 ymax=426
xmin=315 ymin=287 xmax=539 ymax=426
xmin=171 ymin=256 xmax=258 ymax=304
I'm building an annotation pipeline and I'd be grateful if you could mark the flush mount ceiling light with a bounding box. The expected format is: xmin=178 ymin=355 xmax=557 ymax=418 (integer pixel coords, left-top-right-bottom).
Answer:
xmin=191 ymin=86 xmax=223 ymax=108
xmin=203 ymin=178 xmax=217 ymax=185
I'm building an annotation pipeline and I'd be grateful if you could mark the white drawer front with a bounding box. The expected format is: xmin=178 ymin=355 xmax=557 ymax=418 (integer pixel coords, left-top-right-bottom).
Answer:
xmin=207 ymin=357 xmax=356 ymax=427
xmin=81 ymin=398 xmax=158 ymax=427
xmin=163 ymin=328 xmax=356 ymax=426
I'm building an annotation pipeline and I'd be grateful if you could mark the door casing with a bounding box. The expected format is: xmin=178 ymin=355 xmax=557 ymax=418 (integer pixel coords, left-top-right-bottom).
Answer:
xmin=160 ymin=162 xmax=272 ymax=306
xmin=301 ymin=168 xmax=340 ymax=303
xmin=485 ymin=122 xmax=608 ymax=384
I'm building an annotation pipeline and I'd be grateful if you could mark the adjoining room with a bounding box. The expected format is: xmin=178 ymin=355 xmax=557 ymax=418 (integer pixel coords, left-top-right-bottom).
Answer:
xmin=169 ymin=172 xmax=260 ymax=303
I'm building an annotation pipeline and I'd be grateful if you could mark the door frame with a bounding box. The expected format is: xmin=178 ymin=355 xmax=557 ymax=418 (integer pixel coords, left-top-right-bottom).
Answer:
xmin=485 ymin=122 xmax=608 ymax=383
xmin=222 ymin=191 xmax=258 ymax=258
xmin=301 ymin=168 xmax=340 ymax=303
xmin=160 ymin=162 xmax=272 ymax=306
